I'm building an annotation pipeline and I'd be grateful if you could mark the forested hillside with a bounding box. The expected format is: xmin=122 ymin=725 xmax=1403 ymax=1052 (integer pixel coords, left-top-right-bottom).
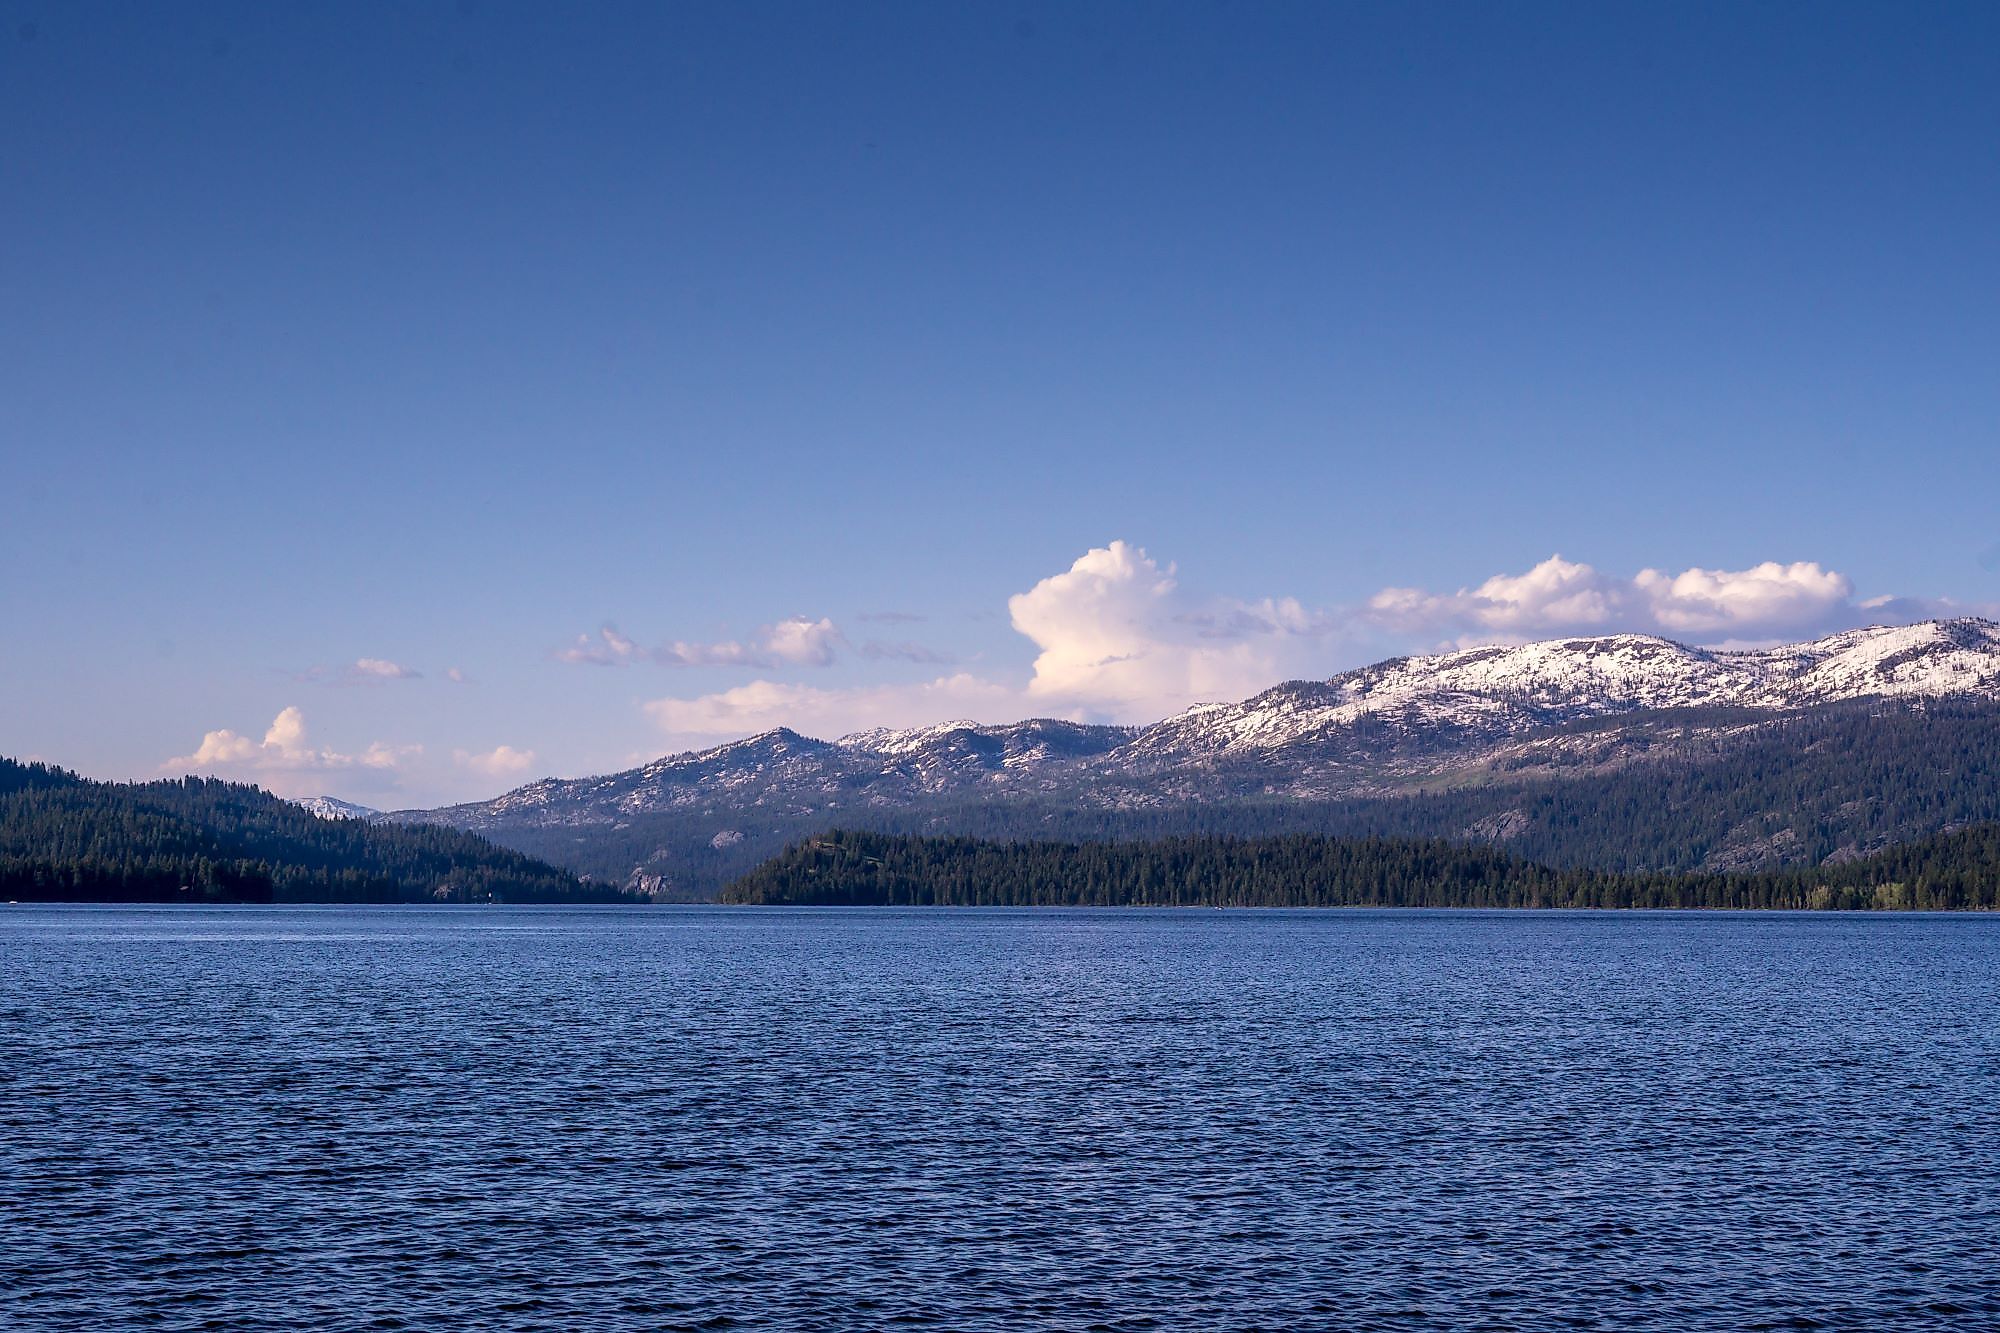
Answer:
xmin=721 ymin=826 xmax=2000 ymax=911
xmin=0 ymin=759 xmax=615 ymax=903
xmin=479 ymin=699 xmax=2000 ymax=895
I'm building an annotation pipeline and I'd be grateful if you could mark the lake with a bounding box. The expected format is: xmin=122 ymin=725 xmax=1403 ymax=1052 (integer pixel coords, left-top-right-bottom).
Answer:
xmin=3 ymin=905 xmax=1998 ymax=1330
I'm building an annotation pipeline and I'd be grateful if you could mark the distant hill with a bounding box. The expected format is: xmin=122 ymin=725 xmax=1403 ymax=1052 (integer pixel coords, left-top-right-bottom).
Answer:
xmin=0 ymin=758 xmax=617 ymax=903
xmin=721 ymin=825 xmax=2000 ymax=912
xmin=290 ymin=795 xmax=381 ymax=821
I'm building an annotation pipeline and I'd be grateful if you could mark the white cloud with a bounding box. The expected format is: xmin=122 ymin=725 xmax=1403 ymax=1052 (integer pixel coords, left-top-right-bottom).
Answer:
xmin=265 ymin=706 xmax=308 ymax=752
xmin=758 ymin=617 xmax=842 ymax=667
xmin=1634 ymin=562 xmax=1854 ymax=636
xmin=1008 ymin=541 xmax=1338 ymax=718
xmin=455 ymin=744 xmax=537 ymax=778
xmin=445 ymin=666 xmax=470 ymax=684
xmin=561 ymin=617 xmax=847 ymax=669
xmin=557 ymin=624 xmax=643 ymax=666
xmin=164 ymin=707 xmax=419 ymax=796
xmin=184 ymin=728 xmax=258 ymax=765
xmin=298 ymin=657 xmax=423 ymax=685
xmin=1368 ymin=555 xmax=1867 ymax=644
xmin=360 ymin=741 xmax=414 ymax=770
xmin=351 ymin=657 xmax=420 ymax=681
xmin=656 ymin=638 xmax=765 ymax=667
xmin=644 ymin=673 xmax=1019 ymax=742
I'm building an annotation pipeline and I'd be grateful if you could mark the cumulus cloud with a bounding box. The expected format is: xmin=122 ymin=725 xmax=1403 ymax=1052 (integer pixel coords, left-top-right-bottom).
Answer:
xmin=1007 ymin=541 xmax=1338 ymax=717
xmin=744 ymin=617 xmax=842 ymax=667
xmin=455 ymin=744 xmax=537 ymax=778
xmin=445 ymin=666 xmax=470 ymax=684
xmin=1634 ymin=562 xmax=1854 ymax=636
xmin=182 ymin=728 xmax=257 ymax=766
xmin=560 ymin=617 xmax=846 ymax=669
xmin=1367 ymin=555 xmax=1874 ymax=644
xmin=164 ymin=707 xmax=419 ymax=796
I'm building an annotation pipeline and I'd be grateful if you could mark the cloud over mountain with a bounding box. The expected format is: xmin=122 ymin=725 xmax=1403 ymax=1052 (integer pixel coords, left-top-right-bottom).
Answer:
xmin=634 ymin=542 xmax=1971 ymax=752
xmin=1008 ymin=541 xmax=1337 ymax=718
xmin=164 ymin=707 xmax=417 ymax=796
xmin=1366 ymin=555 xmax=1918 ymax=645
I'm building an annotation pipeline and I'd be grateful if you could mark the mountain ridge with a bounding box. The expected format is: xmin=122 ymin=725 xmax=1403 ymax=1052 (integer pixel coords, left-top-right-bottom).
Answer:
xmin=387 ymin=618 xmax=2000 ymax=894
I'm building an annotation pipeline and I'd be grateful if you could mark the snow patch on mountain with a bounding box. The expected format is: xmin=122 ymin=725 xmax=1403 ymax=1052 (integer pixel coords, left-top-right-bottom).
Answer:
xmin=399 ymin=619 xmax=2000 ymax=832
xmin=291 ymin=795 xmax=381 ymax=821
xmin=1131 ymin=619 xmax=2000 ymax=761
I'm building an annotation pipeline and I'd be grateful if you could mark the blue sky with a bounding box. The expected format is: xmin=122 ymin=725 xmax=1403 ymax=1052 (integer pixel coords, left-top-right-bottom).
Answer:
xmin=4 ymin=1 xmax=1997 ymax=806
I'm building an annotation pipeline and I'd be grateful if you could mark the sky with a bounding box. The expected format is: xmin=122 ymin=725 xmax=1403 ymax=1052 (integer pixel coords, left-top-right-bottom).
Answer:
xmin=4 ymin=0 xmax=1998 ymax=808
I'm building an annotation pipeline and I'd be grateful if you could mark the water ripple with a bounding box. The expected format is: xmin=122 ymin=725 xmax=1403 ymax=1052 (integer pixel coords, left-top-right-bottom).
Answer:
xmin=3 ymin=906 xmax=1999 ymax=1330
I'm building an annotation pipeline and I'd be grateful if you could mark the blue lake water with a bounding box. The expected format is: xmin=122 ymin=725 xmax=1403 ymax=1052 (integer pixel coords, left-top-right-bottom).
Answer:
xmin=3 ymin=905 xmax=1998 ymax=1331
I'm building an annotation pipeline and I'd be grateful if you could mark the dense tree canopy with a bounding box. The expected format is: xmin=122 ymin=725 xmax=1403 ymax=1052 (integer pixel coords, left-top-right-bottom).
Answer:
xmin=721 ymin=826 xmax=2000 ymax=911
xmin=0 ymin=759 xmax=616 ymax=903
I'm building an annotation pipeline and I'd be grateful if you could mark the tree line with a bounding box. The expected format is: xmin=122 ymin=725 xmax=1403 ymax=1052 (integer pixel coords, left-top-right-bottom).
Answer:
xmin=719 ymin=825 xmax=2000 ymax=911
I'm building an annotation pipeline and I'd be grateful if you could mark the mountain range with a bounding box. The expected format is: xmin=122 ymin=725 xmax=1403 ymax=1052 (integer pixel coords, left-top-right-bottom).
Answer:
xmin=375 ymin=618 xmax=2000 ymax=897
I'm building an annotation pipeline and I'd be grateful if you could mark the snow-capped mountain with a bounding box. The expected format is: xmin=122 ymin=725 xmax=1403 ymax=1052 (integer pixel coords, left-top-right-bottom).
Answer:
xmin=392 ymin=619 xmax=2000 ymax=888
xmin=291 ymin=795 xmax=381 ymax=821
xmin=413 ymin=719 xmax=1136 ymax=834
xmin=1126 ymin=617 xmax=2000 ymax=764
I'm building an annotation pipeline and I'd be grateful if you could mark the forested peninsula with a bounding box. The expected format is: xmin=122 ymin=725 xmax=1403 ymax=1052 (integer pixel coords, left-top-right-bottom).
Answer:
xmin=720 ymin=827 xmax=2000 ymax=911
